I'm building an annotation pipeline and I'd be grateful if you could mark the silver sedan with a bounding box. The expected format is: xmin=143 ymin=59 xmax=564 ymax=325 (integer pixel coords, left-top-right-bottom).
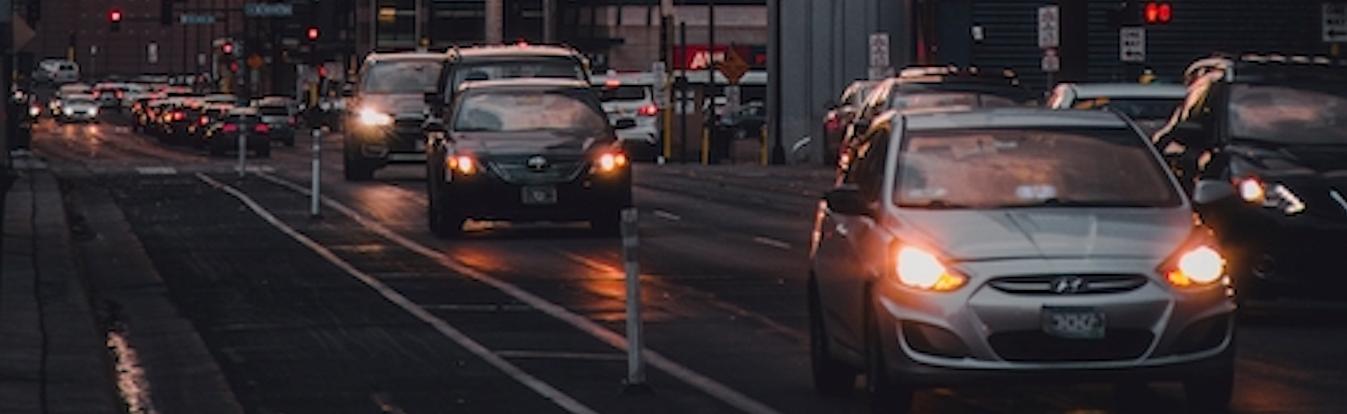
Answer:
xmin=808 ymin=108 xmax=1237 ymax=413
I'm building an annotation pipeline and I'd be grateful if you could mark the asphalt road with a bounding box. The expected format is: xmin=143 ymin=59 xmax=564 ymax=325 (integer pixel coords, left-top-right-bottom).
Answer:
xmin=30 ymin=115 xmax=1347 ymax=414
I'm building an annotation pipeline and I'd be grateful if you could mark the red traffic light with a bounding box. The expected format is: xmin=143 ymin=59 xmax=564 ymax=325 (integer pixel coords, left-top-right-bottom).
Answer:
xmin=109 ymin=8 xmax=123 ymax=22
xmin=306 ymin=27 xmax=320 ymax=41
xmin=1144 ymin=2 xmax=1172 ymax=24
xmin=221 ymin=43 xmax=234 ymax=54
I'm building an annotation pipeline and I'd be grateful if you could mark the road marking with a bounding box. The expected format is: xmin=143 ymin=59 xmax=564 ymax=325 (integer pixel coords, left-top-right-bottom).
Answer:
xmin=495 ymin=350 xmax=627 ymax=362
xmin=653 ymin=210 xmax=682 ymax=221
xmin=135 ymin=166 xmax=179 ymax=175
xmin=751 ymin=236 xmax=792 ymax=250
xmin=253 ymin=171 xmax=781 ymax=414
xmin=420 ymin=303 xmax=535 ymax=312
xmin=196 ymin=173 xmax=598 ymax=414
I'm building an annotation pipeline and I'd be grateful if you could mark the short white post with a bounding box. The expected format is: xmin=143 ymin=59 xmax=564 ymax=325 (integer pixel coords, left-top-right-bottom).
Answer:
xmin=236 ymin=132 xmax=247 ymax=179
xmin=620 ymin=208 xmax=651 ymax=394
xmin=310 ymin=128 xmax=322 ymax=217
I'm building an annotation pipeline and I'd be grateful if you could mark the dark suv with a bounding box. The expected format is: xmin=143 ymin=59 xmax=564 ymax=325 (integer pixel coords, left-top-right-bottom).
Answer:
xmin=424 ymin=79 xmax=633 ymax=237
xmin=344 ymin=52 xmax=449 ymax=180
xmin=426 ymin=44 xmax=591 ymax=113
xmin=1153 ymin=55 xmax=1347 ymax=299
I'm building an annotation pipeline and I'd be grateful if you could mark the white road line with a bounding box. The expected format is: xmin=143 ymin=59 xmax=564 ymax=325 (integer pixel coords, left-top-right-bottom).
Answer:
xmin=254 ymin=171 xmax=781 ymax=414
xmin=751 ymin=236 xmax=793 ymax=251
xmin=653 ymin=210 xmax=682 ymax=221
xmin=135 ymin=166 xmax=179 ymax=175
xmin=195 ymin=173 xmax=598 ymax=414
xmin=420 ymin=303 xmax=535 ymax=312
xmin=495 ymin=350 xmax=627 ymax=362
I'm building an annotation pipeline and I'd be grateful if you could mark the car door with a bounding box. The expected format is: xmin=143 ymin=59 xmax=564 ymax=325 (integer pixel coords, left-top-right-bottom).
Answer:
xmin=814 ymin=116 xmax=894 ymax=352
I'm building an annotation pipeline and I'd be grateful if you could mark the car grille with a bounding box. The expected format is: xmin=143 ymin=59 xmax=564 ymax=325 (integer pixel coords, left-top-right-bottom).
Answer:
xmin=486 ymin=155 xmax=587 ymax=185
xmin=389 ymin=116 xmax=425 ymax=151
xmin=987 ymin=274 xmax=1148 ymax=295
xmin=988 ymin=329 xmax=1153 ymax=362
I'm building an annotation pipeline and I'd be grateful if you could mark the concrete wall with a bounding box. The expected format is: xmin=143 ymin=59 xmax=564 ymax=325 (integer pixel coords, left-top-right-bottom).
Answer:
xmin=770 ymin=0 xmax=913 ymax=164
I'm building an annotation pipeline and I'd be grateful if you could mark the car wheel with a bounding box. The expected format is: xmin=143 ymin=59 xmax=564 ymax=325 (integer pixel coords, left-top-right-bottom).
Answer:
xmin=1184 ymin=352 xmax=1234 ymax=413
xmin=427 ymin=158 xmax=464 ymax=238
xmin=343 ymin=153 xmax=374 ymax=181
xmin=866 ymin=304 xmax=913 ymax=414
xmin=810 ymin=277 xmax=857 ymax=396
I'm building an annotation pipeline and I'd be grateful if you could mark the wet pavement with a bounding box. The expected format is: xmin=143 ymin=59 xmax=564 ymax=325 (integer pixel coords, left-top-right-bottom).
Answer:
xmin=23 ymin=115 xmax=1347 ymax=413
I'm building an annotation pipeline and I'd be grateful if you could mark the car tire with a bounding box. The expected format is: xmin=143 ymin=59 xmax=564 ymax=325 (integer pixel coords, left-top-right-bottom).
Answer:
xmin=1184 ymin=353 xmax=1234 ymax=413
xmin=344 ymin=152 xmax=375 ymax=181
xmin=866 ymin=303 xmax=914 ymax=414
xmin=427 ymin=157 xmax=465 ymax=238
xmin=809 ymin=277 xmax=857 ymax=396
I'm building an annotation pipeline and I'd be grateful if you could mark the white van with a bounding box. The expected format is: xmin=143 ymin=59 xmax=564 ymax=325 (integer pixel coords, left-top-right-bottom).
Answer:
xmin=35 ymin=59 xmax=80 ymax=84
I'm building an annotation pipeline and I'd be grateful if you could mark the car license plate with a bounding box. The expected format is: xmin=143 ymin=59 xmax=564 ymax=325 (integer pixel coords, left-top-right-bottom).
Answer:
xmin=521 ymin=186 xmax=558 ymax=205
xmin=1041 ymin=307 xmax=1106 ymax=339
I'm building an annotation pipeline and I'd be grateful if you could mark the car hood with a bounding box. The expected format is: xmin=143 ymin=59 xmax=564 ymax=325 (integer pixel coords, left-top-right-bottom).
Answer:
xmin=354 ymin=93 xmax=426 ymax=116
xmin=452 ymin=130 xmax=609 ymax=157
xmin=897 ymin=209 xmax=1192 ymax=261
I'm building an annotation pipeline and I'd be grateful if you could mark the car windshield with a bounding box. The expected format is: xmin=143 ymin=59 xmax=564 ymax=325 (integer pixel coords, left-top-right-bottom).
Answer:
xmin=597 ymin=85 xmax=648 ymax=102
xmin=453 ymin=91 xmax=608 ymax=134
xmin=895 ymin=128 xmax=1181 ymax=209
xmin=451 ymin=60 xmax=584 ymax=86
xmin=258 ymin=106 xmax=289 ymax=116
xmin=67 ymin=99 xmax=94 ymax=105
xmin=362 ymin=60 xmax=443 ymax=94
xmin=889 ymin=92 xmax=1019 ymax=111
xmin=1073 ymin=97 xmax=1181 ymax=121
xmin=1229 ymin=84 xmax=1347 ymax=145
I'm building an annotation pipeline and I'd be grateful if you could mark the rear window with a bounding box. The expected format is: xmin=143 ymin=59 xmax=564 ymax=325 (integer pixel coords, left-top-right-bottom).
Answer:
xmin=597 ymin=85 xmax=648 ymax=102
xmin=59 ymin=64 xmax=77 ymax=71
xmin=451 ymin=59 xmax=585 ymax=88
xmin=259 ymin=106 xmax=290 ymax=116
xmin=888 ymin=92 xmax=1019 ymax=111
xmin=1072 ymin=97 xmax=1181 ymax=121
xmin=362 ymin=60 xmax=442 ymax=94
xmin=453 ymin=90 xmax=608 ymax=135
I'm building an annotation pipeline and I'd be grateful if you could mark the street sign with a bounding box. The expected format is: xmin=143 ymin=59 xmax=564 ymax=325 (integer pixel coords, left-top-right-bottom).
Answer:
xmin=148 ymin=43 xmax=159 ymax=64
xmin=719 ymin=48 xmax=750 ymax=85
xmin=244 ymin=3 xmax=293 ymax=17
xmin=179 ymin=14 xmax=216 ymax=25
xmin=1042 ymin=49 xmax=1060 ymax=73
xmin=1038 ymin=6 xmax=1060 ymax=49
xmin=1120 ymin=27 xmax=1147 ymax=62
xmin=1325 ymin=3 xmax=1347 ymax=42
xmin=247 ymin=54 xmax=264 ymax=70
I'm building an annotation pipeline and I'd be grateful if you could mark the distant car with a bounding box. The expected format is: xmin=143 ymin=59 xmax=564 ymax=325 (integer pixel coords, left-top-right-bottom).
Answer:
xmin=592 ymin=72 xmax=661 ymax=160
xmin=254 ymin=97 xmax=298 ymax=146
xmin=203 ymin=108 xmax=272 ymax=158
xmin=1047 ymin=83 xmax=1187 ymax=135
xmin=343 ymin=52 xmax=449 ymax=180
xmin=50 ymin=83 xmax=93 ymax=116
xmin=34 ymin=59 xmax=80 ymax=84
xmin=1153 ymin=55 xmax=1347 ymax=300
xmin=823 ymin=80 xmax=879 ymax=164
xmin=92 ymin=83 xmax=131 ymax=108
xmin=810 ymin=108 xmax=1236 ymax=413
xmin=424 ymin=79 xmax=633 ymax=237
xmin=716 ymin=101 xmax=766 ymax=140
xmin=57 ymin=95 xmax=99 ymax=123
xmin=187 ymin=104 xmax=235 ymax=146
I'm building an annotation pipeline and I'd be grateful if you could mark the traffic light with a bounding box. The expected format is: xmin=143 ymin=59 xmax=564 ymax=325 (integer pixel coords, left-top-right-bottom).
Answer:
xmin=221 ymin=42 xmax=234 ymax=55
xmin=306 ymin=26 xmax=320 ymax=42
xmin=1144 ymin=2 xmax=1172 ymax=25
xmin=109 ymin=8 xmax=123 ymax=32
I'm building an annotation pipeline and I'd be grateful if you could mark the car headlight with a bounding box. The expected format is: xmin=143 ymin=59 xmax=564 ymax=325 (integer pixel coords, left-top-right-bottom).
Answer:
xmin=593 ymin=151 xmax=629 ymax=174
xmin=1235 ymin=177 xmax=1305 ymax=215
xmin=448 ymin=154 xmax=477 ymax=176
xmin=894 ymin=246 xmax=967 ymax=292
xmin=89 ymin=107 xmax=99 ymax=116
xmin=357 ymin=108 xmax=393 ymax=127
xmin=1165 ymin=245 xmax=1226 ymax=288
xmin=28 ymin=106 xmax=40 ymax=117
xmin=63 ymin=107 xmax=74 ymax=115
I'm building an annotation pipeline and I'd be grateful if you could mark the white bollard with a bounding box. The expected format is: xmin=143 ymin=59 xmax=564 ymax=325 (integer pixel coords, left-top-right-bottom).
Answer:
xmin=310 ymin=128 xmax=322 ymax=217
xmin=620 ymin=208 xmax=651 ymax=393
xmin=236 ymin=132 xmax=247 ymax=179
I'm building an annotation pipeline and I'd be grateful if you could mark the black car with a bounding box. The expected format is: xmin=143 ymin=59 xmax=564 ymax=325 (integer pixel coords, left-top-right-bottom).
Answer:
xmin=344 ymin=52 xmax=449 ymax=180
xmin=203 ymin=109 xmax=272 ymax=158
xmin=1153 ymin=55 xmax=1347 ymax=299
xmin=424 ymin=79 xmax=633 ymax=237
xmin=255 ymin=98 xmax=297 ymax=146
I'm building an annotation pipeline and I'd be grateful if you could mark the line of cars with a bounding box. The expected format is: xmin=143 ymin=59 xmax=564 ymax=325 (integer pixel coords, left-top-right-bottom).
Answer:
xmin=131 ymin=91 xmax=300 ymax=158
xmin=810 ymin=55 xmax=1346 ymax=413
xmin=339 ymin=44 xmax=634 ymax=236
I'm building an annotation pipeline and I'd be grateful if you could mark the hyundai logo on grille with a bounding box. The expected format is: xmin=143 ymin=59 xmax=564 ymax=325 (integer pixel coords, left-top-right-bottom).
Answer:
xmin=527 ymin=155 xmax=549 ymax=171
xmin=1050 ymin=276 xmax=1088 ymax=294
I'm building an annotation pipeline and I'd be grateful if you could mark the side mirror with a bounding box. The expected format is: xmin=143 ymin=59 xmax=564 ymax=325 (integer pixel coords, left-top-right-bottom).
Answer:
xmin=614 ymin=118 xmax=638 ymax=130
xmin=1192 ymin=180 xmax=1236 ymax=206
xmin=824 ymin=186 xmax=871 ymax=216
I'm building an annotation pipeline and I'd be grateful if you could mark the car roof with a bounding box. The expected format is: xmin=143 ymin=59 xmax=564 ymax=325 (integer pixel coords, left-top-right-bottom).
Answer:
xmin=450 ymin=44 xmax=583 ymax=60
xmin=458 ymin=78 xmax=593 ymax=93
xmin=591 ymin=72 xmax=659 ymax=86
xmin=1062 ymin=83 xmax=1188 ymax=99
xmin=365 ymin=52 xmax=448 ymax=63
xmin=64 ymin=94 xmax=95 ymax=101
xmin=903 ymin=108 xmax=1130 ymax=131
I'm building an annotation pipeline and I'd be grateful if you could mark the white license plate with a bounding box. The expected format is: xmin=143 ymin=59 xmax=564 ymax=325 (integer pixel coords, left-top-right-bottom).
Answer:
xmin=521 ymin=186 xmax=558 ymax=205
xmin=1041 ymin=307 xmax=1106 ymax=339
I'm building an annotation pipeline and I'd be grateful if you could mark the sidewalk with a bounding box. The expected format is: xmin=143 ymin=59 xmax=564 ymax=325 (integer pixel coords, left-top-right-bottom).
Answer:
xmin=635 ymin=162 xmax=836 ymax=215
xmin=1 ymin=156 xmax=120 ymax=414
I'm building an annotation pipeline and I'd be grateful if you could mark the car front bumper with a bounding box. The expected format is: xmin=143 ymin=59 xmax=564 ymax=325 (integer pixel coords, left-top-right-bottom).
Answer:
xmin=440 ymin=168 xmax=632 ymax=221
xmin=347 ymin=118 xmax=426 ymax=163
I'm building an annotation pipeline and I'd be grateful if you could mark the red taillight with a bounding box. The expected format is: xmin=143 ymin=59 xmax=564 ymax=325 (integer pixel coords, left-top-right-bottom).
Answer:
xmin=289 ymin=116 xmax=298 ymax=125
xmin=222 ymin=123 xmax=238 ymax=133
xmin=172 ymin=111 xmax=185 ymax=121
xmin=824 ymin=113 xmax=841 ymax=133
xmin=199 ymin=116 xmax=209 ymax=126
xmin=254 ymin=123 xmax=270 ymax=133
xmin=638 ymin=104 xmax=659 ymax=117
xmin=116 ymin=91 xmax=125 ymax=99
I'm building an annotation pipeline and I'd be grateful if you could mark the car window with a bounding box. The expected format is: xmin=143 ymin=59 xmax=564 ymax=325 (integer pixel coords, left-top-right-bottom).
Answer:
xmin=451 ymin=60 xmax=585 ymax=89
xmin=888 ymin=92 xmax=1018 ymax=111
xmin=597 ymin=86 xmax=648 ymax=102
xmin=1228 ymin=84 xmax=1347 ymax=145
xmin=362 ymin=60 xmax=443 ymax=94
xmin=453 ymin=91 xmax=608 ymax=135
xmin=1073 ymin=97 xmax=1182 ymax=121
xmin=895 ymin=128 xmax=1181 ymax=209
xmin=259 ymin=106 xmax=290 ymax=116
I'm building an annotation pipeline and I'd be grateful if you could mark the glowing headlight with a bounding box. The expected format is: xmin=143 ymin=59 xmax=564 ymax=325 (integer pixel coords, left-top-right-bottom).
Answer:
xmin=1235 ymin=177 xmax=1305 ymax=215
xmin=595 ymin=152 xmax=629 ymax=173
xmin=358 ymin=108 xmax=394 ymax=127
xmin=894 ymin=246 xmax=967 ymax=292
xmin=1165 ymin=245 xmax=1226 ymax=288
xmin=89 ymin=107 xmax=99 ymax=116
xmin=63 ymin=107 xmax=74 ymax=116
xmin=448 ymin=155 xmax=476 ymax=175
xmin=28 ymin=106 xmax=40 ymax=117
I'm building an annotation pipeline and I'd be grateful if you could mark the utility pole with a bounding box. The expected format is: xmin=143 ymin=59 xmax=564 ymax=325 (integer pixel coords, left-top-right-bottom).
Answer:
xmin=485 ymin=0 xmax=502 ymax=43
xmin=543 ymin=0 xmax=556 ymax=43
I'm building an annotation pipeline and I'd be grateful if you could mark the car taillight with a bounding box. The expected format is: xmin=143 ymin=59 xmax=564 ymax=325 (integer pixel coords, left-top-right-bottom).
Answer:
xmin=638 ymin=104 xmax=658 ymax=117
xmin=222 ymin=123 xmax=238 ymax=133
xmin=254 ymin=123 xmax=270 ymax=133
xmin=172 ymin=111 xmax=185 ymax=121
xmin=289 ymin=116 xmax=297 ymax=125
xmin=199 ymin=116 xmax=210 ymax=126
xmin=824 ymin=113 xmax=841 ymax=132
